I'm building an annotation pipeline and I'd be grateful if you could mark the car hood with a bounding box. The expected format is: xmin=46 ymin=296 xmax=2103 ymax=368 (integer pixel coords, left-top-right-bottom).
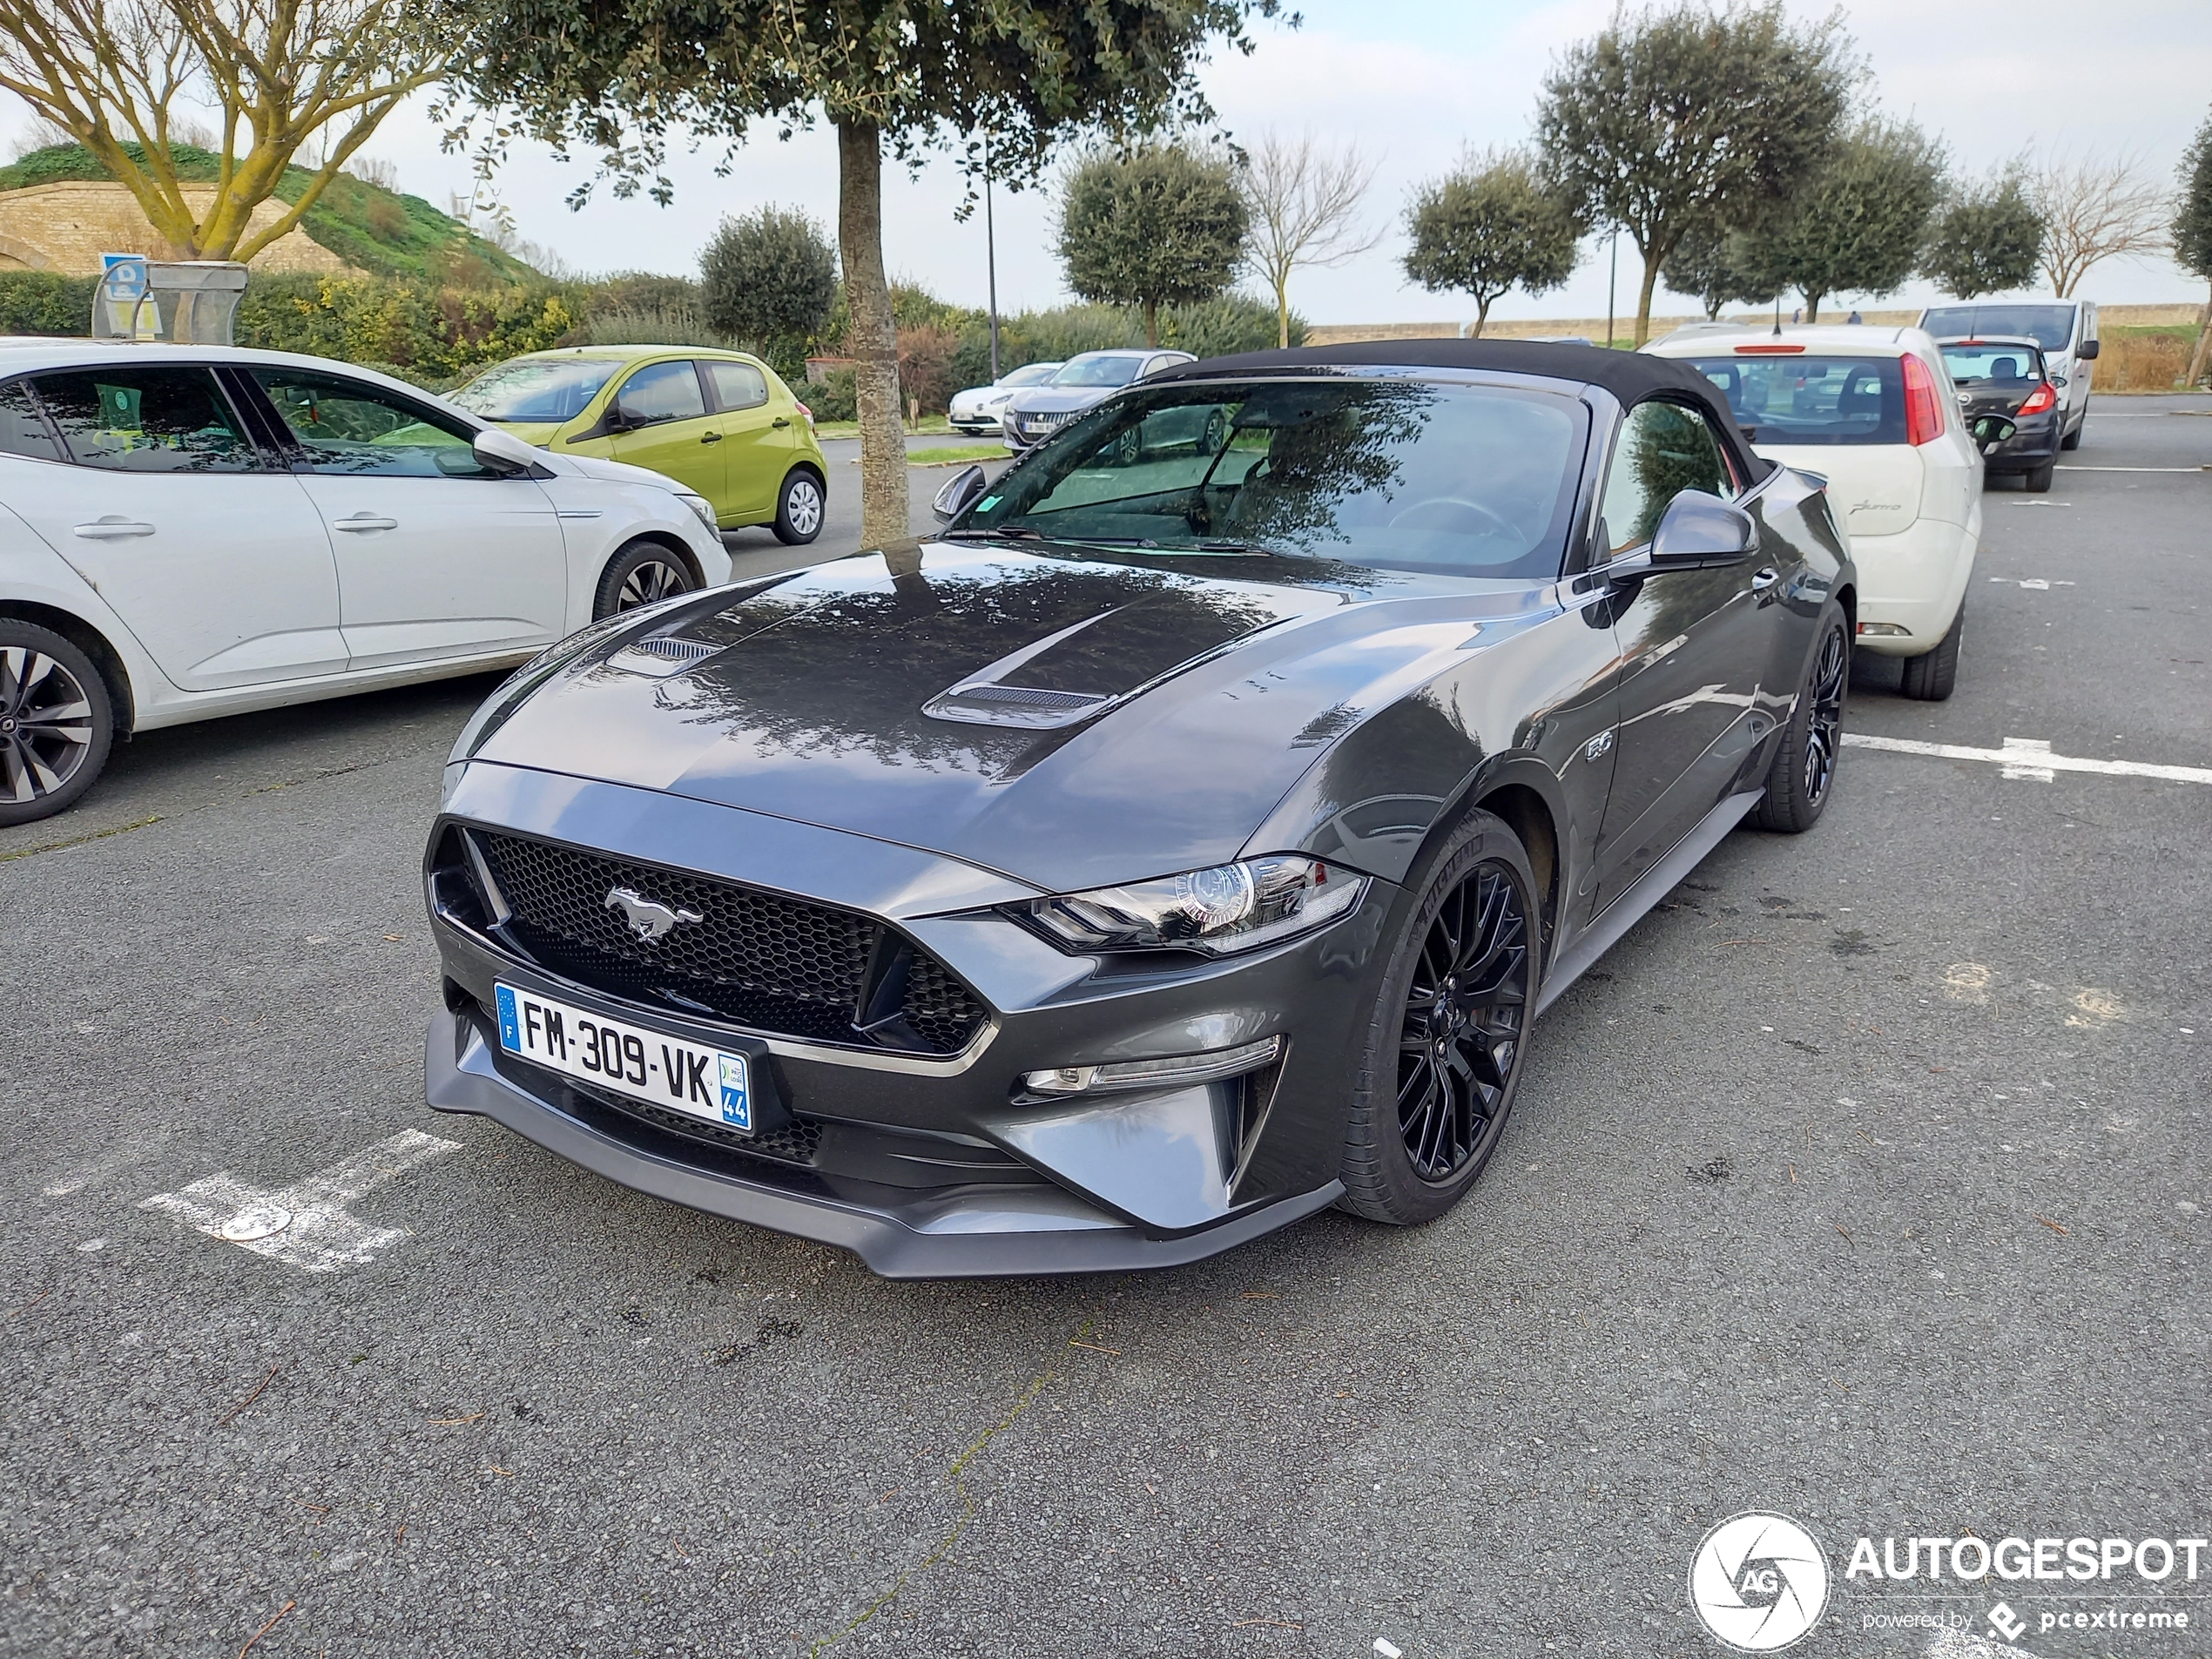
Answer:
xmin=1008 ymin=387 xmax=1115 ymax=417
xmin=463 ymin=543 xmax=1543 ymax=892
xmin=543 ymin=449 xmax=685 ymax=492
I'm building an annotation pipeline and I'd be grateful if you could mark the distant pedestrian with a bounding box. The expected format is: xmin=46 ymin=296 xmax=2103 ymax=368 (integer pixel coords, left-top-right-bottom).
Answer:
xmin=1847 ymin=309 xmax=1864 ymax=325
xmin=1791 ymin=308 xmax=1801 ymax=324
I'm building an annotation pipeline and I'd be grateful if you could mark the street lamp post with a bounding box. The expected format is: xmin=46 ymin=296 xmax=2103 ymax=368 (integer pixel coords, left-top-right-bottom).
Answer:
xmin=984 ymin=147 xmax=1001 ymax=382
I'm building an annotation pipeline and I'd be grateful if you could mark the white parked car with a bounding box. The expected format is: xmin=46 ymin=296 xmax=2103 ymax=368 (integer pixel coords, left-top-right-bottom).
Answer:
xmin=0 ymin=341 xmax=730 ymax=825
xmin=946 ymin=360 xmax=1062 ymax=434
xmin=1644 ymin=325 xmax=1984 ymax=700
xmin=1917 ymin=299 xmax=2097 ymax=451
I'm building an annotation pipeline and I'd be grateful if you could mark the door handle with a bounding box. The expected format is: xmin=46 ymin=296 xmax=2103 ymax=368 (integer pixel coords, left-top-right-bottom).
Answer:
xmin=73 ymin=518 xmax=156 ymax=539
xmin=771 ymin=417 xmax=791 ymax=428
xmin=699 ymin=431 xmax=724 ymax=444
xmin=332 ymin=515 xmax=399 ymax=532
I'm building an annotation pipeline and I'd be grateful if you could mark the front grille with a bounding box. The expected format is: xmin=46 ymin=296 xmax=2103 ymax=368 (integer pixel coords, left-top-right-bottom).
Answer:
xmin=467 ymin=830 xmax=988 ymax=1055
xmin=569 ymin=1074 xmax=825 ymax=1165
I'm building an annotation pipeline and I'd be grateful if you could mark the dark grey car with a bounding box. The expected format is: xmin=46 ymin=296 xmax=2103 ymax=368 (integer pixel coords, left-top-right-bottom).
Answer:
xmin=1001 ymin=348 xmax=1196 ymax=451
xmin=424 ymin=340 xmax=1856 ymax=1278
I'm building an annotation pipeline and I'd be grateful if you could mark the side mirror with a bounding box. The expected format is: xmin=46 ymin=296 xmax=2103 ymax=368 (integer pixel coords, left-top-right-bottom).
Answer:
xmin=932 ymin=463 xmax=988 ymax=523
xmin=2078 ymin=340 xmax=2100 ymax=361
xmin=1648 ymin=489 xmax=1758 ymax=569
xmin=1969 ymin=414 xmax=2017 ymax=453
xmin=471 ymin=426 xmax=542 ymax=474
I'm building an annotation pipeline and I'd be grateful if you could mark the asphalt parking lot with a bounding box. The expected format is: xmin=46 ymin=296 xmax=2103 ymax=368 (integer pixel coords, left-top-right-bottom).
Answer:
xmin=4 ymin=398 xmax=2207 ymax=1658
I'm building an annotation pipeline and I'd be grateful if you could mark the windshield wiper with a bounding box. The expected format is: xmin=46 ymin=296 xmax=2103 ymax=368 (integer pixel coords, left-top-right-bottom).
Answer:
xmin=941 ymin=526 xmax=1042 ymax=541
xmin=1182 ymin=539 xmax=1287 ymax=556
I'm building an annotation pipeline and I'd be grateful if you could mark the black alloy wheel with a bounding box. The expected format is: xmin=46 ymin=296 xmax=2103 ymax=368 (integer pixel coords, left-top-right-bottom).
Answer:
xmin=1395 ymin=863 xmax=1533 ymax=1181
xmin=1800 ymin=624 xmax=1846 ymax=809
xmin=0 ymin=624 xmax=114 ymax=826
xmin=1340 ymin=807 xmax=1541 ymax=1225
xmin=1751 ymin=610 xmax=1848 ymax=834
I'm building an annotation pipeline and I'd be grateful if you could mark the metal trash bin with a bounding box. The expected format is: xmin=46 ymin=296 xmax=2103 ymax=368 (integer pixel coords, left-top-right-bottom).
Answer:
xmin=91 ymin=258 xmax=249 ymax=345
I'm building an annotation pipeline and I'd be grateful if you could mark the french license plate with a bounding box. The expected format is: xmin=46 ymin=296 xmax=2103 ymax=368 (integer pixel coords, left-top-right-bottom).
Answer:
xmin=494 ymin=982 xmax=760 ymax=1133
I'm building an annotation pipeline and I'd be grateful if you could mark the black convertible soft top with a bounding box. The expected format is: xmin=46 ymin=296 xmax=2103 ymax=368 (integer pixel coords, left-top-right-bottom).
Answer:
xmin=1152 ymin=336 xmax=1772 ymax=482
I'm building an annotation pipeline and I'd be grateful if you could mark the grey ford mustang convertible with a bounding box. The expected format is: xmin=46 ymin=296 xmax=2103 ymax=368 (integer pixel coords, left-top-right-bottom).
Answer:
xmin=423 ymin=340 xmax=1856 ymax=1277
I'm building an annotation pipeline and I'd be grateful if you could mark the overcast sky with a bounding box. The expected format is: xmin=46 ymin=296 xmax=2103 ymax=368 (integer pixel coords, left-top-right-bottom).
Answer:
xmin=11 ymin=0 xmax=2210 ymax=323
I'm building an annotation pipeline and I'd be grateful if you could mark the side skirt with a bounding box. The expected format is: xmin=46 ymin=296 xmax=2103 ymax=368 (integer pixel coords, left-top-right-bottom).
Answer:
xmin=1533 ymin=789 xmax=1764 ymax=1017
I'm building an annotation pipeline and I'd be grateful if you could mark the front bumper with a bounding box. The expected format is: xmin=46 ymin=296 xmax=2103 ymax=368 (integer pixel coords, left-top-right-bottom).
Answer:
xmin=423 ymin=764 xmax=1383 ymax=1276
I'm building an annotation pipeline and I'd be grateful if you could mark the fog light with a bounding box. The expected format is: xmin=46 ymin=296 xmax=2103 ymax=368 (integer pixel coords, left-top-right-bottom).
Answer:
xmin=1857 ymin=621 xmax=1911 ymax=637
xmin=1023 ymin=1035 xmax=1282 ymax=1097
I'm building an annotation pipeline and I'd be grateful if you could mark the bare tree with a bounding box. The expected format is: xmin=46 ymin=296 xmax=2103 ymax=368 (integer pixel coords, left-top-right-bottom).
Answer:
xmin=2034 ymin=149 xmax=2169 ymax=296
xmin=1239 ymin=132 xmax=1383 ymax=349
xmin=0 ymin=0 xmax=453 ymax=261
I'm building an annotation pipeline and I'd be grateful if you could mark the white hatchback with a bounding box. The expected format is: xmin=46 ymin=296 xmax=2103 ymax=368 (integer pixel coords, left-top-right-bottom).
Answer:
xmin=0 ymin=341 xmax=731 ymax=824
xmin=1643 ymin=326 xmax=1981 ymax=700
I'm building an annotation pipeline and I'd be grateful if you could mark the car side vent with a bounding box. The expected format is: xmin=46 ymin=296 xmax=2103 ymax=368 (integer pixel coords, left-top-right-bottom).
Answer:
xmin=921 ymin=683 xmax=1116 ymax=729
xmin=607 ymin=636 xmax=720 ymax=678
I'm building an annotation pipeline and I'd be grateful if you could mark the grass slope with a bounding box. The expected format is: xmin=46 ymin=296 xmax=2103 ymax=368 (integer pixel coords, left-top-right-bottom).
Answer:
xmin=0 ymin=143 xmax=539 ymax=281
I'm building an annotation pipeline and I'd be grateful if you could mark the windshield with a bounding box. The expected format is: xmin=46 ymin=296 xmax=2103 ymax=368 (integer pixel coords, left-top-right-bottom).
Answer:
xmin=955 ymin=378 xmax=1588 ymax=579
xmin=1685 ymin=355 xmax=1905 ymax=446
xmin=450 ymin=357 xmax=622 ymax=422
xmin=1003 ymin=362 xmax=1061 ymax=388
xmin=1922 ymin=305 xmax=2076 ymax=352
xmin=1940 ymin=344 xmax=2048 ymax=385
xmin=1054 ymin=355 xmax=1145 ymax=388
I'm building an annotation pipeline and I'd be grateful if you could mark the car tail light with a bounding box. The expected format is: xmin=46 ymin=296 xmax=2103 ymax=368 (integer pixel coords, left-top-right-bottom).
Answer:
xmin=2016 ymin=381 xmax=2058 ymax=417
xmin=795 ymin=401 xmax=813 ymax=423
xmin=1735 ymin=343 xmax=1805 ymax=354
xmin=1902 ymin=352 xmax=1946 ymax=446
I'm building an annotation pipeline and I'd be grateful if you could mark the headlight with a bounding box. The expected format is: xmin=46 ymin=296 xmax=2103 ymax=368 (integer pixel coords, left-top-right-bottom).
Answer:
xmin=672 ymin=491 xmax=718 ymax=534
xmin=1019 ymin=856 xmax=1367 ymax=956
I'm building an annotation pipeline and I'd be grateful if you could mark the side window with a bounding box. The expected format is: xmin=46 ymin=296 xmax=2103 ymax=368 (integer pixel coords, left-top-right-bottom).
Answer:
xmin=30 ymin=367 xmax=264 ymax=473
xmin=1596 ymin=399 xmax=1735 ymax=555
xmin=247 ymin=368 xmax=494 ymax=478
xmin=703 ymin=361 xmax=769 ymax=412
xmin=614 ymin=361 xmax=707 ymax=428
xmin=0 ymin=380 xmax=61 ymax=462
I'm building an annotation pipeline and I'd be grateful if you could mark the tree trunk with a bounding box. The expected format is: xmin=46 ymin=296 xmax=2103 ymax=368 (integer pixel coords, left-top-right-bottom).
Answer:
xmin=1804 ymin=292 xmax=1824 ymax=325
xmin=2188 ymin=281 xmax=2212 ymax=389
xmin=1633 ymin=247 xmax=1661 ymax=347
xmin=1275 ymin=277 xmax=1290 ymax=350
xmin=1470 ymin=295 xmax=1491 ymax=339
xmin=836 ymin=118 xmax=908 ymax=548
xmin=1143 ymin=298 xmax=1160 ymax=348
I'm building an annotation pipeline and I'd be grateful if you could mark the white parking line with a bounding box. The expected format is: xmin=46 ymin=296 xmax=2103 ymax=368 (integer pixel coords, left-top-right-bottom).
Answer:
xmin=2055 ymin=465 xmax=2209 ymax=473
xmin=1844 ymin=733 xmax=2212 ymax=786
xmin=139 ymin=1130 xmax=459 ymax=1274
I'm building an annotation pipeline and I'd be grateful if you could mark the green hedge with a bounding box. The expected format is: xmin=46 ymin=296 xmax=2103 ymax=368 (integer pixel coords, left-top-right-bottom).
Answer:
xmin=0 ymin=271 xmax=98 ymax=335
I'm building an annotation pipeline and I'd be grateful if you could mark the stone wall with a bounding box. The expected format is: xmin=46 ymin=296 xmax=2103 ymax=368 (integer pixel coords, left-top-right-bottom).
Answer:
xmin=0 ymin=181 xmax=352 ymax=276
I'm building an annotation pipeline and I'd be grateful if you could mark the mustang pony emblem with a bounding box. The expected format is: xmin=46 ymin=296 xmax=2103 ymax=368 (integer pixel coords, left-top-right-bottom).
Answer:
xmin=604 ymin=887 xmax=703 ymax=943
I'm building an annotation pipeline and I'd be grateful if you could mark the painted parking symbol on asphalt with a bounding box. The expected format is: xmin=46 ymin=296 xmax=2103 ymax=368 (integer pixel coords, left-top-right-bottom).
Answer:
xmin=139 ymin=1129 xmax=459 ymax=1274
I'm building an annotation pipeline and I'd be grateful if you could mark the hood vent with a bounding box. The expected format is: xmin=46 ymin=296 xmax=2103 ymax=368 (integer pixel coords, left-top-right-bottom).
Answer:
xmin=606 ymin=636 xmax=721 ymax=678
xmin=923 ymin=681 xmax=1116 ymax=729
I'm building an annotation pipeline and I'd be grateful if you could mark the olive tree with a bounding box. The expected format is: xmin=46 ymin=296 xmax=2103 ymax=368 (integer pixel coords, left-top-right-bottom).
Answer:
xmin=1662 ymin=219 xmax=1784 ymax=320
xmin=444 ymin=0 xmax=1278 ymax=548
xmin=699 ymin=206 xmax=839 ymax=370
xmin=1534 ymin=0 xmax=1855 ymax=345
xmin=2176 ymin=111 xmax=2212 ymax=388
xmin=1058 ymin=144 xmax=1250 ymax=347
xmin=1921 ymin=166 xmax=2046 ymax=300
xmin=0 ymin=0 xmax=451 ymax=260
xmin=1753 ymin=116 xmax=1946 ymax=321
xmin=1401 ymin=149 xmax=1580 ymax=337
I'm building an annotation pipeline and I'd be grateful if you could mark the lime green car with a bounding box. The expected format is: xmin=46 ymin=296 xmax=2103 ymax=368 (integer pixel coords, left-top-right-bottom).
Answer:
xmin=449 ymin=346 xmax=828 ymax=544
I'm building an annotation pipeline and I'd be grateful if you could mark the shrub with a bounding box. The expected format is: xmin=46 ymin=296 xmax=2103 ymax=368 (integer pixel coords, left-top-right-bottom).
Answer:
xmin=0 ymin=271 xmax=98 ymax=335
xmin=895 ymin=327 xmax=960 ymax=415
xmin=808 ymin=367 xmax=859 ymax=421
xmin=700 ymin=207 xmax=838 ymax=368
xmin=583 ymin=304 xmax=734 ymax=349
